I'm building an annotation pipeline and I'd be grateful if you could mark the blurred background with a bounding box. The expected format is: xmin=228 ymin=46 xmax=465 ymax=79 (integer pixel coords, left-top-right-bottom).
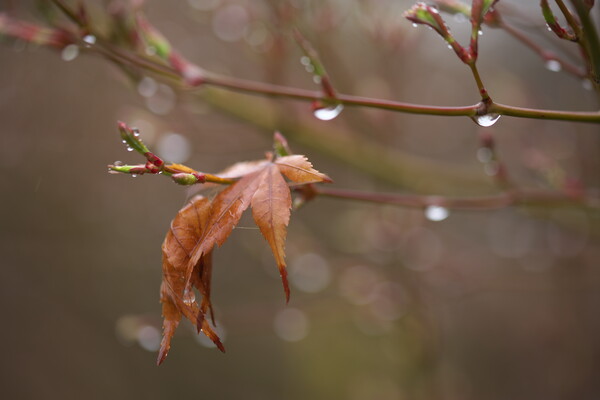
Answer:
xmin=0 ymin=0 xmax=599 ymax=399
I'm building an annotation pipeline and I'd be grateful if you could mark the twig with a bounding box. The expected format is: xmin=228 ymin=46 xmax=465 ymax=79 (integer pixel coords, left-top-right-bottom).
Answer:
xmin=313 ymin=186 xmax=599 ymax=211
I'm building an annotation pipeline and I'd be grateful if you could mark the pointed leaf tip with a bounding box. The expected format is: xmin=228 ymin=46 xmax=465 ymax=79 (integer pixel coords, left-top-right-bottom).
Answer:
xmin=281 ymin=267 xmax=291 ymax=303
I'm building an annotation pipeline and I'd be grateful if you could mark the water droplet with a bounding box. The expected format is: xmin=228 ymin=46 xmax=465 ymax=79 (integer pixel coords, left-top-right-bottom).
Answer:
xmin=312 ymin=75 xmax=322 ymax=84
xmin=113 ymin=160 xmax=124 ymax=166
xmin=300 ymin=56 xmax=310 ymax=66
xmin=304 ymin=64 xmax=315 ymax=73
xmin=82 ymin=34 xmax=96 ymax=46
xmin=313 ymin=103 xmax=344 ymax=121
xmin=121 ymin=140 xmax=127 ymax=144
xmin=183 ymin=289 xmax=195 ymax=306
xmin=61 ymin=44 xmax=79 ymax=61
xmin=412 ymin=23 xmax=418 ymax=28
xmin=424 ymin=205 xmax=449 ymax=222
xmin=131 ymin=174 xmax=137 ymax=178
xmin=545 ymin=60 xmax=561 ymax=72
xmin=546 ymin=24 xmax=552 ymax=32
xmin=472 ymin=113 xmax=501 ymax=127
xmin=126 ymin=146 xmax=134 ymax=152
xmin=478 ymin=30 xmax=483 ymax=36
xmin=447 ymin=44 xmax=452 ymax=49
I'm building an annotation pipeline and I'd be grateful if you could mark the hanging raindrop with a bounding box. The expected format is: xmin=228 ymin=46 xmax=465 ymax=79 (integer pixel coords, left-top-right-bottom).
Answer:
xmin=472 ymin=113 xmax=500 ymax=127
xmin=545 ymin=60 xmax=561 ymax=72
xmin=424 ymin=205 xmax=449 ymax=222
xmin=82 ymin=35 xmax=96 ymax=46
xmin=313 ymin=103 xmax=344 ymax=121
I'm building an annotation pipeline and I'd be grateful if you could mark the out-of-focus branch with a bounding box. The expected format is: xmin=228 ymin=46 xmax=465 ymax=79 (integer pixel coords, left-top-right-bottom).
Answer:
xmin=570 ymin=0 xmax=600 ymax=86
xmin=500 ymin=20 xmax=586 ymax=78
xmin=313 ymin=186 xmax=600 ymax=210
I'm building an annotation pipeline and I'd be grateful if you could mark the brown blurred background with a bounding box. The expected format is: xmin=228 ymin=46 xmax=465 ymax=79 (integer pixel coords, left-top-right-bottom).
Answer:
xmin=0 ymin=0 xmax=599 ymax=399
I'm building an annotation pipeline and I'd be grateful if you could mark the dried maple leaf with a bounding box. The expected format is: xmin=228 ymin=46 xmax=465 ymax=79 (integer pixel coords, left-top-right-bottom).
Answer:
xmin=185 ymin=154 xmax=331 ymax=302
xmin=158 ymin=195 xmax=224 ymax=365
xmin=251 ymin=164 xmax=292 ymax=300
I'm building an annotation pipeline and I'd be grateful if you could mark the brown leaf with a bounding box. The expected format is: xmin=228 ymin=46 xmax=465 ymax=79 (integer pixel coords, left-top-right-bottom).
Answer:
xmin=185 ymin=171 xmax=261 ymax=286
xmin=251 ymin=164 xmax=292 ymax=301
xmin=158 ymin=195 xmax=224 ymax=365
xmin=216 ymin=159 xmax=270 ymax=179
xmin=275 ymin=155 xmax=332 ymax=184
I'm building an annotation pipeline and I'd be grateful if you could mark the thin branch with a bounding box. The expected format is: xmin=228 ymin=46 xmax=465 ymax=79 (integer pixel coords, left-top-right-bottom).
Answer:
xmin=26 ymin=2 xmax=600 ymax=124
xmin=313 ymin=186 xmax=600 ymax=211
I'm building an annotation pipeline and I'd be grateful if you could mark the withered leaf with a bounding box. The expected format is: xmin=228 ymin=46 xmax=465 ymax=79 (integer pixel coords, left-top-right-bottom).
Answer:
xmin=185 ymin=171 xmax=261 ymax=287
xmin=251 ymin=164 xmax=292 ymax=301
xmin=159 ymin=150 xmax=330 ymax=363
xmin=275 ymin=155 xmax=332 ymax=184
xmin=186 ymin=154 xmax=330 ymax=302
xmin=159 ymin=195 xmax=224 ymax=365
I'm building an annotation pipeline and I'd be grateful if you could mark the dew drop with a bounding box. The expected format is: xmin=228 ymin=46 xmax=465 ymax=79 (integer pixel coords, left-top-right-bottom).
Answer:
xmin=82 ymin=34 xmax=96 ymax=46
xmin=313 ymin=103 xmax=344 ymax=121
xmin=424 ymin=205 xmax=449 ymax=222
xmin=113 ymin=160 xmax=124 ymax=166
xmin=545 ymin=60 xmax=562 ymax=72
xmin=412 ymin=23 xmax=418 ymax=28
xmin=582 ymin=79 xmax=593 ymax=91
xmin=305 ymin=64 xmax=315 ymax=73
xmin=183 ymin=289 xmax=195 ymax=306
xmin=312 ymin=75 xmax=322 ymax=84
xmin=472 ymin=113 xmax=501 ymax=127
xmin=126 ymin=146 xmax=134 ymax=152
xmin=131 ymin=174 xmax=137 ymax=178
xmin=61 ymin=44 xmax=79 ymax=61
xmin=478 ymin=30 xmax=483 ymax=36
xmin=121 ymin=140 xmax=127 ymax=144
xmin=447 ymin=44 xmax=452 ymax=49
xmin=300 ymin=56 xmax=310 ymax=66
